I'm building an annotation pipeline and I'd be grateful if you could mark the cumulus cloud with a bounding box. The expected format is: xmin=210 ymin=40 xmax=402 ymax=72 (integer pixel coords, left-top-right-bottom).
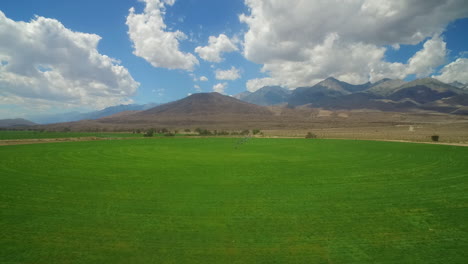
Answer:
xmin=240 ymin=0 xmax=468 ymax=89
xmin=126 ymin=0 xmax=198 ymax=70
xmin=0 ymin=11 xmax=139 ymax=114
xmin=433 ymin=58 xmax=468 ymax=84
xmin=213 ymin=82 xmax=227 ymax=94
xmin=406 ymin=35 xmax=447 ymax=77
xmin=215 ymin=66 xmax=241 ymax=81
xmin=246 ymin=77 xmax=278 ymax=92
xmin=195 ymin=34 xmax=238 ymax=62
xmin=199 ymin=76 xmax=208 ymax=81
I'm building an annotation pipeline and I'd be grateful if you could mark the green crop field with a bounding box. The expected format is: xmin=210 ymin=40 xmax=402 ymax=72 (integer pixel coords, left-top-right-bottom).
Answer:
xmin=1 ymin=138 xmax=467 ymax=263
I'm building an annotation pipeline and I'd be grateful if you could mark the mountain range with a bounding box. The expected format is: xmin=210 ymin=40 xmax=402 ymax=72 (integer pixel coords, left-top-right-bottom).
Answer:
xmin=36 ymin=90 xmax=466 ymax=133
xmin=235 ymin=77 xmax=468 ymax=114
xmin=4 ymin=77 xmax=468 ymax=130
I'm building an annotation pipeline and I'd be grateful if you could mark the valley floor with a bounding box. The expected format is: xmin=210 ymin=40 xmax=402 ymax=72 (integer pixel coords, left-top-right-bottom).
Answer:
xmin=1 ymin=138 xmax=467 ymax=263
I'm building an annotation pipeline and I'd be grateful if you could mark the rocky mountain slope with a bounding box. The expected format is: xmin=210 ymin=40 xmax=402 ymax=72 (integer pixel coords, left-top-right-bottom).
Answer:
xmin=235 ymin=77 xmax=467 ymax=114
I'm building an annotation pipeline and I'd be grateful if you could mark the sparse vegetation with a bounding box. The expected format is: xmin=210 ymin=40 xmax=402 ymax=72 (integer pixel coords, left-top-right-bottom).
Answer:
xmin=240 ymin=129 xmax=250 ymax=135
xmin=143 ymin=129 xmax=154 ymax=137
xmin=197 ymin=128 xmax=212 ymax=136
xmin=431 ymin=135 xmax=439 ymax=142
xmin=305 ymin=132 xmax=317 ymax=138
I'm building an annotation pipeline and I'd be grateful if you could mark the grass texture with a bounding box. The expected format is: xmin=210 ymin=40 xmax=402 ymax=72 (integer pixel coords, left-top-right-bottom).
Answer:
xmin=1 ymin=138 xmax=467 ymax=263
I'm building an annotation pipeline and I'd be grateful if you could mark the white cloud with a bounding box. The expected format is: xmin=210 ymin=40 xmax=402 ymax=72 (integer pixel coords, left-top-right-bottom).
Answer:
xmin=0 ymin=11 xmax=139 ymax=116
xmin=246 ymin=77 xmax=278 ymax=92
xmin=195 ymin=34 xmax=238 ymax=63
xmin=433 ymin=58 xmax=468 ymax=84
xmin=199 ymin=76 xmax=208 ymax=82
xmin=240 ymin=0 xmax=468 ymax=88
xmin=194 ymin=84 xmax=201 ymax=91
xmin=215 ymin=66 xmax=241 ymax=81
xmin=213 ymin=82 xmax=227 ymax=94
xmin=126 ymin=0 xmax=198 ymax=70
xmin=406 ymin=35 xmax=446 ymax=77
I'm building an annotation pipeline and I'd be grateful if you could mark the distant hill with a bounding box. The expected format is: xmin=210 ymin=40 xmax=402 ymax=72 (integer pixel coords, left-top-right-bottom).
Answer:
xmin=0 ymin=118 xmax=36 ymax=128
xmin=232 ymin=91 xmax=251 ymax=100
xmin=139 ymin=92 xmax=272 ymax=116
xmin=29 ymin=103 xmax=158 ymax=124
xmin=83 ymin=103 xmax=159 ymax=119
xmin=92 ymin=92 xmax=276 ymax=129
xmin=239 ymin=86 xmax=291 ymax=106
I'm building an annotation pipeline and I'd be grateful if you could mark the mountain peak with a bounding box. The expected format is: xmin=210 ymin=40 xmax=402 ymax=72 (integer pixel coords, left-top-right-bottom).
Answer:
xmin=239 ymin=86 xmax=291 ymax=106
xmin=314 ymin=77 xmax=351 ymax=94
xmin=187 ymin=92 xmax=223 ymax=99
xmin=324 ymin=76 xmax=339 ymax=82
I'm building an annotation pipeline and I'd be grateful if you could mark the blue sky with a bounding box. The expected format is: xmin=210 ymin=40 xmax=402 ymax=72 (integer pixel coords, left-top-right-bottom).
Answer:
xmin=0 ymin=0 xmax=467 ymax=118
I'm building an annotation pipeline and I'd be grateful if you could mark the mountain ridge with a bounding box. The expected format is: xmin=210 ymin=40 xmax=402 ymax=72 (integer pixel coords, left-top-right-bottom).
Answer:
xmin=235 ymin=77 xmax=467 ymax=114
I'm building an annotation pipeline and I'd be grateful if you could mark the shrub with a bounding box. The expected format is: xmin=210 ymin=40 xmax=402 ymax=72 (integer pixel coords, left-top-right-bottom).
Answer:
xmin=197 ymin=129 xmax=212 ymax=136
xmin=184 ymin=129 xmax=191 ymax=132
xmin=240 ymin=129 xmax=250 ymax=135
xmin=431 ymin=135 xmax=439 ymax=142
xmin=252 ymin=129 xmax=261 ymax=135
xmin=144 ymin=129 xmax=154 ymax=137
xmin=305 ymin=132 xmax=317 ymax=139
xmin=164 ymin=132 xmax=175 ymax=137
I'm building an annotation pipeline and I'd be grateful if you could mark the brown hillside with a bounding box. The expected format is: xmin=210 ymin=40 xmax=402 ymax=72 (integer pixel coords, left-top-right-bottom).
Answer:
xmin=140 ymin=92 xmax=273 ymax=116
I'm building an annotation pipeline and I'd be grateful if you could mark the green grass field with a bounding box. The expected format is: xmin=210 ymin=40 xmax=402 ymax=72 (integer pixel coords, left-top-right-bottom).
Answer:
xmin=1 ymin=138 xmax=467 ymax=263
